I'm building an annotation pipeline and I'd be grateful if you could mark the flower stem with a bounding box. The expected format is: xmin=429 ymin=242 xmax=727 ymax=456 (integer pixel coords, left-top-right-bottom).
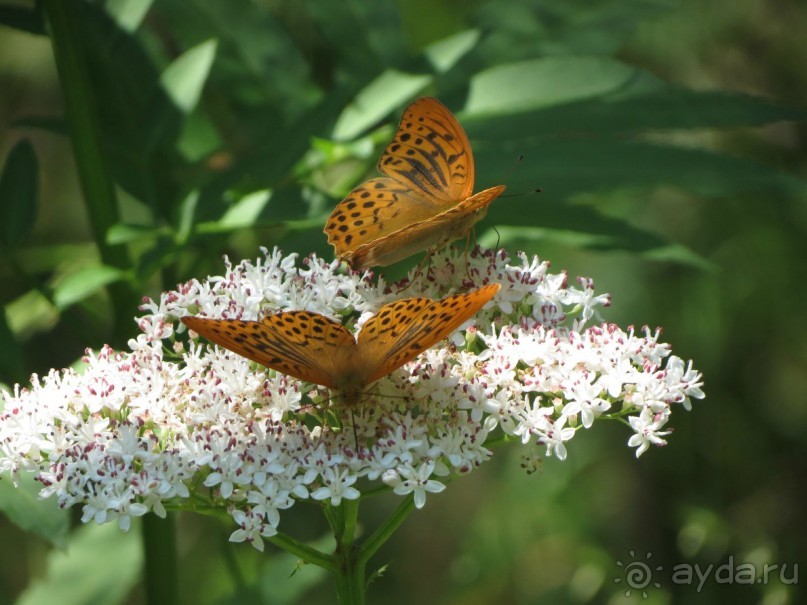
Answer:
xmin=39 ymin=0 xmax=137 ymax=346
xmin=358 ymin=495 xmax=415 ymax=567
xmin=141 ymin=514 xmax=178 ymax=605
xmin=330 ymin=499 xmax=365 ymax=604
xmin=265 ymin=532 xmax=337 ymax=572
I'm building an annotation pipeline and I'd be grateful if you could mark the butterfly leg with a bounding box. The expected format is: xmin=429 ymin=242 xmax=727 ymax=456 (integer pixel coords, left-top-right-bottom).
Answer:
xmin=395 ymin=250 xmax=434 ymax=293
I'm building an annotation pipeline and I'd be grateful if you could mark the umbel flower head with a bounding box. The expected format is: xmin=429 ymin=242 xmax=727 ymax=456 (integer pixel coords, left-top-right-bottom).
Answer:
xmin=0 ymin=246 xmax=704 ymax=550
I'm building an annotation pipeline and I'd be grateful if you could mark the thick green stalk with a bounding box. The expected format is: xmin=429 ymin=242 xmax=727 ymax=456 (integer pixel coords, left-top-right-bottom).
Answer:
xmin=141 ymin=514 xmax=178 ymax=605
xmin=330 ymin=499 xmax=365 ymax=605
xmin=40 ymin=0 xmax=136 ymax=346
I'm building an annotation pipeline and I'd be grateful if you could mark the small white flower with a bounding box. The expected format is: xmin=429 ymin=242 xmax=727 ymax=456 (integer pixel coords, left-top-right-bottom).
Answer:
xmin=310 ymin=467 xmax=360 ymax=506
xmin=0 ymin=245 xmax=703 ymax=543
xmin=382 ymin=461 xmax=446 ymax=509
xmin=628 ymin=407 xmax=672 ymax=457
xmin=229 ymin=509 xmax=267 ymax=552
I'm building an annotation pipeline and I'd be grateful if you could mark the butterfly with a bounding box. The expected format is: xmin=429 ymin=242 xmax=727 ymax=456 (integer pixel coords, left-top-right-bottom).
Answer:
xmin=181 ymin=283 xmax=500 ymax=407
xmin=324 ymin=97 xmax=506 ymax=270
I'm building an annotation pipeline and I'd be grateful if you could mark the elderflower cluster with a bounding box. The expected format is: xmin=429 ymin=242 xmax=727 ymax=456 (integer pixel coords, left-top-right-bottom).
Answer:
xmin=0 ymin=247 xmax=703 ymax=550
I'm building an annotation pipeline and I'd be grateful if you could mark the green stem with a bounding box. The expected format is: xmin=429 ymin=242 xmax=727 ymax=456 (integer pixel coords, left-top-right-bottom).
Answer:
xmin=40 ymin=0 xmax=136 ymax=347
xmin=265 ymin=532 xmax=337 ymax=572
xmin=141 ymin=514 xmax=178 ymax=605
xmin=358 ymin=495 xmax=415 ymax=568
xmin=329 ymin=499 xmax=365 ymax=604
xmin=333 ymin=544 xmax=365 ymax=605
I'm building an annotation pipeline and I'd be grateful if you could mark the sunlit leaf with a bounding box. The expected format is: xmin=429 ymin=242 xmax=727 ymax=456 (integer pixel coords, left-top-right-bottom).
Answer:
xmin=466 ymin=57 xmax=663 ymax=113
xmin=332 ymin=70 xmax=432 ymax=141
xmin=424 ymin=29 xmax=480 ymax=73
xmin=160 ymin=38 xmax=218 ymax=114
xmin=53 ymin=266 xmax=127 ymax=310
xmin=104 ymin=0 xmax=154 ymax=32
xmin=0 ymin=474 xmax=69 ymax=549
xmin=15 ymin=523 xmax=141 ymax=605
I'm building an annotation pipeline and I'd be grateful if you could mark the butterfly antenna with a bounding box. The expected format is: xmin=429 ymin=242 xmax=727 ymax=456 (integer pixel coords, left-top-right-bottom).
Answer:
xmin=497 ymin=154 xmax=542 ymax=197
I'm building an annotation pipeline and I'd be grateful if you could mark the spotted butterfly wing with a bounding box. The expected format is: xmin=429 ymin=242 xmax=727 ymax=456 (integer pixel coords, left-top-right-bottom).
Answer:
xmin=324 ymin=97 xmax=506 ymax=269
xmin=181 ymin=312 xmax=356 ymax=389
xmin=181 ymin=284 xmax=500 ymax=406
xmin=357 ymin=283 xmax=501 ymax=384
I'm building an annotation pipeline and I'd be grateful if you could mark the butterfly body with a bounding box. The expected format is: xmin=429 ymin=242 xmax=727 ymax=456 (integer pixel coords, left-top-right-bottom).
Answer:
xmin=325 ymin=97 xmax=505 ymax=269
xmin=182 ymin=284 xmax=500 ymax=408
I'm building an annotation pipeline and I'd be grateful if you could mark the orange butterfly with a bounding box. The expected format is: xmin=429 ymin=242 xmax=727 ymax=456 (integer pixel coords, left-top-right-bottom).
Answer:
xmin=324 ymin=97 xmax=506 ymax=270
xmin=182 ymin=283 xmax=499 ymax=407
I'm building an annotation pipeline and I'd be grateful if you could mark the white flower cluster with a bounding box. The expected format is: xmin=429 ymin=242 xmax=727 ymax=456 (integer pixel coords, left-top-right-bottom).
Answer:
xmin=0 ymin=247 xmax=703 ymax=550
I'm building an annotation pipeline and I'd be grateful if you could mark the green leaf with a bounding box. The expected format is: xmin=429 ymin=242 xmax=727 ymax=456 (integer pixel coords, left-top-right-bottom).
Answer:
xmin=104 ymin=0 xmax=154 ymax=32
xmin=15 ymin=522 xmax=142 ymax=605
xmin=0 ymin=139 xmax=39 ymax=247
xmin=160 ymin=38 xmax=218 ymax=114
xmin=175 ymin=189 xmax=200 ymax=244
xmin=53 ymin=265 xmax=127 ymax=310
xmin=306 ymin=1 xmax=406 ymax=80
xmin=0 ymin=474 xmax=70 ymax=549
xmin=4 ymin=290 xmax=58 ymax=340
xmin=107 ymin=223 xmax=168 ymax=245
xmin=478 ymin=224 xmax=713 ymax=270
xmin=219 ymin=189 xmax=273 ymax=229
xmin=466 ymin=56 xmax=663 ymax=113
xmin=424 ymin=29 xmax=480 ymax=73
xmin=332 ymin=70 xmax=432 ymax=141
xmin=0 ymin=4 xmax=45 ymax=35
xmin=475 ymin=139 xmax=807 ymax=202
xmin=465 ymin=89 xmax=807 ymax=140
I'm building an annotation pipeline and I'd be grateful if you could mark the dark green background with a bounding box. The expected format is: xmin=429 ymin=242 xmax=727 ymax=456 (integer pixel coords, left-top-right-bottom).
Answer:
xmin=0 ymin=0 xmax=804 ymax=603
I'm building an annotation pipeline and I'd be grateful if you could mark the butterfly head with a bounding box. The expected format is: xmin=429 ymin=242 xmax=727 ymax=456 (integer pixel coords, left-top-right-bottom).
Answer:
xmin=333 ymin=372 xmax=371 ymax=408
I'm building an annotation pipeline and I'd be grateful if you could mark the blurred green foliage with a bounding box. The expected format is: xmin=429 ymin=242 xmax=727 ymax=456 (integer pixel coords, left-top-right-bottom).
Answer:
xmin=0 ymin=0 xmax=805 ymax=603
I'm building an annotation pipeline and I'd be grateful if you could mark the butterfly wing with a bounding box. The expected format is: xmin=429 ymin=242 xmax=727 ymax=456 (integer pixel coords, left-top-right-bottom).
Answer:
xmin=345 ymin=185 xmax=507 ymax=269
xmin=378 ymin=97 xmax=474 ymax=203
xmin=182 ymin=312 xmax=357 ymax=389
xmin=324 ymin=96 xmax=503 ymax=269
xmin=356 ymin=283 xmax=500 ymax=385
xmin=324 ymin=177 xmax=447 ymax=263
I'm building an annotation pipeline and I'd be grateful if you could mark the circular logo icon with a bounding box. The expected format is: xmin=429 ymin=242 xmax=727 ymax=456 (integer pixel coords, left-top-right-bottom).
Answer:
xmin=614 ymin=550 xmax=663 ymax=599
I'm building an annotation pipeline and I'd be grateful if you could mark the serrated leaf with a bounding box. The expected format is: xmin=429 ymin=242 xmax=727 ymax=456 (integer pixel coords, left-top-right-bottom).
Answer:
xmin=0 ymin=474 xmax=70 ymax=549
xmin=160 ymin=38 xmax=218 ymax=114
xmin=332 ymin=70 xmax=432 ymax=141
xmin=53 ymin=266 xmax=126 ymax=310
xmin=0 ymin=139 xmax=39 ymax=247
xmin=15 ymin=522 xmax=142 ymax=605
